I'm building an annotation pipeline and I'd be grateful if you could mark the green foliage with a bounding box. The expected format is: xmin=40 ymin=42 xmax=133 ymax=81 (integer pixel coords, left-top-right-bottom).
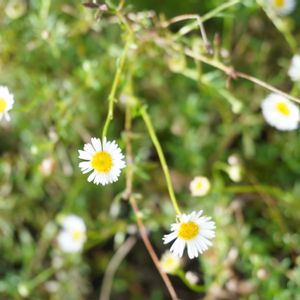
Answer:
xmin=1 ymin=0 xmax=300 ymax=299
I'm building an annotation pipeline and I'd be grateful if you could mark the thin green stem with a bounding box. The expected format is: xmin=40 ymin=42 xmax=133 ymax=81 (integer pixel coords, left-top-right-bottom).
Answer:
xmin=102 ymin=36 xmax=131 ymax=140
xmin=178 ymin=0 xmax=241 ymax=36
xmin=256 ymin=0 xmax=297 ymax=53
xmin=202 ymin=0 xmax=241 ymax=22
xmin=140 ymin=106 xmax=181 ymax=215
xmin=224 ymin=185 xmax=286 ymax=198
xmin=27 ymin=266 xmax=58 ymax=291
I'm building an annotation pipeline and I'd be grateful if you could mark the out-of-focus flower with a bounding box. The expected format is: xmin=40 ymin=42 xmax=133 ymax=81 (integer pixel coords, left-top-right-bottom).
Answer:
xmin=185 ymin=271 xmax=199 ymax=285
xmin=288 ymin=55 xmax=300 ymax=82
xmin=227 ymin=155 xmax=243 ymax=182
xmin=5 ymin=0 xmax=27 ymax=19
xmin=39 ymin=157 xmax=56 ymax=177
xmin=189 ymin=176 xmax=211 ymax=197
xmin=78 ymin=137 xmax=126 ymax=186
xmin=261 ymin=93 xmax=300 ymax=131
xmin=57 ymin=215 xmax=86 ymax=253
xmin=160 ymin=251 xmax=181 ymax=274
xmin=227 ymin=165 xmax=242 ymax=182
xmin=268 ymin=0 xmax=296 ymax=16
xmin=257 ymin=268 xmax=268 ymax=280
xmin=0 ymin=86 xmax=14 ymax=122
xmin=167 ymin=53 xmax=186 ymax=73
xmin=163 ymin=211 xmax=215 ymax=259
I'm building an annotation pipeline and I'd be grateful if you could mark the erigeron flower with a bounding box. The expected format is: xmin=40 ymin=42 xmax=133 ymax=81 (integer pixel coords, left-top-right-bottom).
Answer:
xmin=268 ymin=0 xmax=296 ymax=16
xmin=57 ymin=215 xmax=86 ymax=253
xmin=0 ymin=86 xmax=14 ymax=122
xmin=288 ymin=55 xmax=300 ymax=82
xmin=163 ymin=211 xmax=215 ymax=259
xmin=189 ymin=176 xmax=210 ymax=197
xmin=78 ymin=137 xmax=126 ymax=185
xmin=160 ymin=251 xmax=181 ymax=274
xmin=261 ymin=93 xmax=300 ymax=131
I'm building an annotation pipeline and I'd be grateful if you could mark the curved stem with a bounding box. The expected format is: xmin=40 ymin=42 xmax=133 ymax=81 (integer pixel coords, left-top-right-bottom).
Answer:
xmin=102 ymin=36 xmax=131 ymax=140
xmin=256 ymin=0 xmax=297 ymax=54
xmin=123 ymin=103 xmax=179 ymax=300
xmin=175 ymin=270 xmax=206 ymax=293
xmin=140 ymin=106 xmax=181 ymax=215
xmin=176 ymin=0 xmax=241 ymax=36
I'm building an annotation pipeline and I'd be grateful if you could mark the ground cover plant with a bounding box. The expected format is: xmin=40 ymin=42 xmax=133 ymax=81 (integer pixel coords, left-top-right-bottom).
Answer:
xmin=1 ymin=0 xmax=300 ymax=299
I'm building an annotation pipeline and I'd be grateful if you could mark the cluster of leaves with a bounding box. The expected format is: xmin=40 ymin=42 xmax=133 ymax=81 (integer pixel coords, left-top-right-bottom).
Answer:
xmin=1 ymin=0 xmax=300 ymax=299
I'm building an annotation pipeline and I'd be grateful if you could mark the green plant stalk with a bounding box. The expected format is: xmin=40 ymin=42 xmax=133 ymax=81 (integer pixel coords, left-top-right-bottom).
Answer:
xmin=102 ymin=36 xmax=131 ymax=140
xmin=140 ymin=106 xmax=181 ymax=215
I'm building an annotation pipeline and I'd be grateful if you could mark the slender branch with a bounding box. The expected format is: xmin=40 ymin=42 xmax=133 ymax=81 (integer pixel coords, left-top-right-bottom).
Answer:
xmin=123 ymin=96 xmax=134 ymax=200
xmin=140 ymin=106 xmax=181 ymax=215
xmin=163 ymin=14 xmax=211 ymax=53
xmin=123 ymin=104 xmax=180 ymax=300
xmin=99 ymin=236 xmax=137 ymax=300
xmin=184 ymin=48 xmax=300 ymax=104
xmin=129 ymin=196 xmax=180 ymax=300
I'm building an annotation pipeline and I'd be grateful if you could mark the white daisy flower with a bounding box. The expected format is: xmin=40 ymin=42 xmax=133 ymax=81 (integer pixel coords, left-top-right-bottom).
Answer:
xmin=261 ymin=93 xmax=300 ymax=131
xmin=57 ymin=215 xmax=86 ymax=253
xmin=163 ymin=211 xmax=215 ymax=259
xmin=288 ymin=55 xmax=300 ymax=82
xmin=78 ymin=137 xmax=126 ymax=186
xmin=160 ymin=251 xmax=181 ymax=274
xmin=189 ymin=176 xmax=211 ymax=197
xmin=0 ymin=85 xmax=14 ymax=122
xmin=268 ymin=0 xmax=296 ymax=16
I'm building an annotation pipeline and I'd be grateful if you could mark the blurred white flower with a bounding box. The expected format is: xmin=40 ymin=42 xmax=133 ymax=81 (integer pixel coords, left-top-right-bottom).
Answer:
xmin=78 ymin=137 xmax=126 ymax=186
xmin=268 ymin=0 xmax=296 ymax=16
xmin=160 ymin=251 xmax=181 ymax=274
xmin=39 ymin=157 xmax=56 ymax=177
xmin=227 ymin=165 xmax=242 ymax=182
xmin=0 ymin=86 xmax=14 ymax=122
xmin=5 ymin=0 xmax=27 ymax=19
xmin=288 ymin=55 xmax=300 ymax=82
xmin=189 ymin=176 xmax=211 ymax=197
xmin=185 ymin=271 xmax=199 ymax=285
xmin=163 ymin=211 xmax=215 ymax=259
xmin=261 ymin=93 xmax=300 ymax=131
xmin=57 ymin=215 xmax=86 ymax=253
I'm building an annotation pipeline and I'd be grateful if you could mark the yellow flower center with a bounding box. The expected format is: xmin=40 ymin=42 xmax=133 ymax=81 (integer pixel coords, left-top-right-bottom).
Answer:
xmin=0 ymin=98 xmax=7 ymax=113
xmin=274 ymin=0 xmax=285 ymax=8
xmin=91 ymin=151 xmax=113 ymax=173
xmin=196 ymin=181 xmax=203 ymax=190
xmin=72 ymin=230 xmax=83 ymax=241
xmin=276 ymin=102 xmax=290 ymax=116
xmin=178 ymin=221 xmax=199 ymax=240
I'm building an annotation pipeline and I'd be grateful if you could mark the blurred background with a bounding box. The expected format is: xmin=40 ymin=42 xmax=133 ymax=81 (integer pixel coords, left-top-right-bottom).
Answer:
xmin=1 ymin=0 xmax=300 ymax=299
